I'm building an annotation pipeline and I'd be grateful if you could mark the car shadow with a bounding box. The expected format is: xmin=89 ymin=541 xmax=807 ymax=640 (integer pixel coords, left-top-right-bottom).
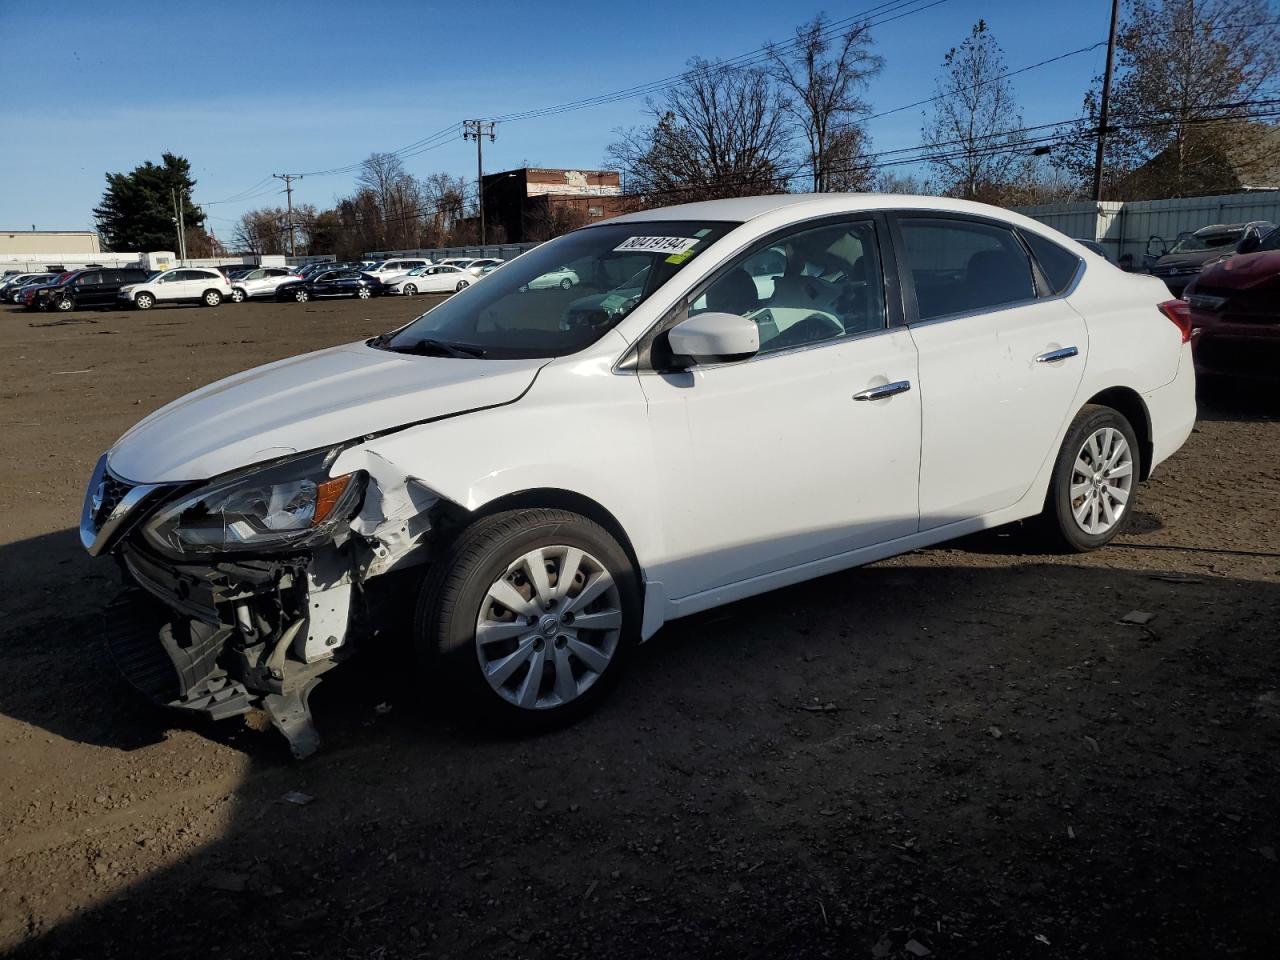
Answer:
xmin=3 ymin=529 xmax=1280 ymax=958
xmin=1195 ymin=376 xmax=1279 ymax=423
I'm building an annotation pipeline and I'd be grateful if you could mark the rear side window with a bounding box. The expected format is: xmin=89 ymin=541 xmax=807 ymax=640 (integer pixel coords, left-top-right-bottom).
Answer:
xmin=897 ymin=217 xmax=1037 ymax=321
xmin=1021 ymin=231 xmax=1083 ymax=294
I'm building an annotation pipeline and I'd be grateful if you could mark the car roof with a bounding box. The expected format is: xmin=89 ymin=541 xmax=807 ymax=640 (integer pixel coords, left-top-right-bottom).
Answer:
xmin=605 ymin=192 xmax=1067 ymax=227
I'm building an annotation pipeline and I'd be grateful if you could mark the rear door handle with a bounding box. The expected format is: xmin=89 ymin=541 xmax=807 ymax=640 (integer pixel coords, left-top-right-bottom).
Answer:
xmin=852 ymin=380 xmax=912 ymax=401
xmin=1035 ymin=346 xmax=1079 ymax=363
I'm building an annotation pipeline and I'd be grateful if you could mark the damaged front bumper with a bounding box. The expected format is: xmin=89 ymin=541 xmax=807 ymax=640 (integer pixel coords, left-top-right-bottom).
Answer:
xmin=83 ymin=451 xmax=444 ymax=758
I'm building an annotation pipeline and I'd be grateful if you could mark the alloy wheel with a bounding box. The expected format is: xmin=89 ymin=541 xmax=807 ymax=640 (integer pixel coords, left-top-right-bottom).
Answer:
xmin=474 ymin=545 xmax=622 ymax=710
xmin=357 ymin=287 xmax=371 ymax=299
xmin=1070 ymin=426 xmax=1134 ymax=535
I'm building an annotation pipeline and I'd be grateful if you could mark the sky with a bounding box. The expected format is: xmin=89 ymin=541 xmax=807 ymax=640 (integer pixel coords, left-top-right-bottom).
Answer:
xmin=0 ymin=0 xmax=1119 ymax=235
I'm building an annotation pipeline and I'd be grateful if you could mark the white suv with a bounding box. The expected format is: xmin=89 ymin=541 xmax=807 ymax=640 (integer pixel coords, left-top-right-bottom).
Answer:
xmin=363 ymin=258 xmax=431 ymax=283
xmin=229 ymin=267 xmax=298 ymax=302
xmin=119 ymin=268 xmax=233 ymax=310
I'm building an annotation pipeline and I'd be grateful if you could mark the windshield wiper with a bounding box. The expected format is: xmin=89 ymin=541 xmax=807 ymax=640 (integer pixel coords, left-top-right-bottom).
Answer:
xmin=387 ymin=337 xmax=486 ymax=359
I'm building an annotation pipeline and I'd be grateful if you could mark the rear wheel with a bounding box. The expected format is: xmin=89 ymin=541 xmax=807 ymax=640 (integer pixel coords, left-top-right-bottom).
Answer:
xmin=559 ymin=277 xmax=572 ymax=289
xmin=134 ymin=292 xmax=154 ymax=310
xmin=1038 ymin=404 xmax=1141 ymax=552
xmin=455 ymin=280 xmax=469 ymax=292
xmin=202 ymin=289 xmax=223 ymax=307
xmin=416 ymin=509 xmax=639 ymax=727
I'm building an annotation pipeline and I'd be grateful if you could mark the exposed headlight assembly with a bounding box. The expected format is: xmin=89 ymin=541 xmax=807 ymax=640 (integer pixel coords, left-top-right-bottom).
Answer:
xmin=142 ymin=448 xmax=365 ymax=557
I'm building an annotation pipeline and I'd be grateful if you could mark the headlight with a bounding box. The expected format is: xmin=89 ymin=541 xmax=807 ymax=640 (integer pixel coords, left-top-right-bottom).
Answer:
xmin=142 ymin=449 xmax=365 ymax=557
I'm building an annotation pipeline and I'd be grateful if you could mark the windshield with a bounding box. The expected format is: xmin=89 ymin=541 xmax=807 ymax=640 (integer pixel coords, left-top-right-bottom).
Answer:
xmin=1257 ymin=227 xmax=1280 ymax=252
xmin=374 ymin=220 xmax=736 ymax=359
xmin=1170 ymin=230 xmax=1242 ymax=254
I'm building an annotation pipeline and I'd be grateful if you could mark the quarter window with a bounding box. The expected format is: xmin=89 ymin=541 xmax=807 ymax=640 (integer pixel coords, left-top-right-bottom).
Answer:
xmin=898 ymin=217 xmax=1036 ymax=321
xmin=691 ymin=219 xmax=888 ymax=355
xmin=1021 ymin=230 xmax=1083 ymax=295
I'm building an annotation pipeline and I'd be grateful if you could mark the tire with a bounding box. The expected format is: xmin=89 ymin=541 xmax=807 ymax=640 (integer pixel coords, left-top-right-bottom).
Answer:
xmin=134 ymin=292 xmax=154 ymax=310
xmin=1037 ymin=404 xmax=1141 ymax=553
xmin=230 ymin=288 xmax=247 ymax=303
xmin=455 ymin=280 xmax=469 ymax=291
xmin=356 ymin=287 xmax=372 ymax=300
xmin=402 ymin=283 xmax=418 ymax=296
xmin=293 ymin=288 xmax=310 ymax=303
xmin=202 ymin=289 xmax=223 ymax=307
xmin=559 ymin=277 xmax=572 ymax=290
xmin=55 ymin=296 xmax=74 ymax=312
xmin=415 ymin=509 xmax=640 ymax=728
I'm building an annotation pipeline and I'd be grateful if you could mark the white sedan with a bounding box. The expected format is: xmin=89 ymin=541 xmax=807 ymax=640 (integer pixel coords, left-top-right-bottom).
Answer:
xmin=525 ymin=265 xmax=580 ymax=290
xmin=229 ymin=267 xmax=299 ymax=302
xmin=80 ymin=194 xmax=1195 ymax=756
xmin=388 ymin=264 xmax=473 ymax=295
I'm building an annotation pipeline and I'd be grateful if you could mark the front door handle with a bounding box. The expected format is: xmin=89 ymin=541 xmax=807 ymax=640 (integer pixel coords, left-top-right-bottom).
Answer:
xmin=1035 ymin=346 xmax=1079 ymax=363
xmin=852 ymin=380 xmax=912 ymax=401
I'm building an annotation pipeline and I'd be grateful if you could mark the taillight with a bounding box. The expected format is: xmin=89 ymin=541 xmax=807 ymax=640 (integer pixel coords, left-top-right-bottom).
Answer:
xmin=1158 ymin=299 xmax=1192 ymax=343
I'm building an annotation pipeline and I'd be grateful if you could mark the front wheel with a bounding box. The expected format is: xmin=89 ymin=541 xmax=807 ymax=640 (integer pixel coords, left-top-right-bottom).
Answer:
xmin=203 ymin=290 xmax=223 ymax=307
xmin=402 ymin=283 xmax=418 ymax=296
xmin=55 ymin=296 xmax=74 ymax=312
xmin=559 ymin=277 xmax=572 ymax=290
xmin=134 ymin=292 xmax=155 ymax=310
xmin=416 ymin=509 xmax=639 ymax=727
xmin=293 ymin=288 xmax=310 ymax=302
xmin=1037 ymin=404 xmax=1141 ymax=552
xmin=229 ymin=288 xmax=247 ymax=303
xmin=356 ymin=287 xmax=372 ymax=300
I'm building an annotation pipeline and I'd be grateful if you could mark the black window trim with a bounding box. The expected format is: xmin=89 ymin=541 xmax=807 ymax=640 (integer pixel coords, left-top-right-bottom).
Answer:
xmin=620 ymin=210 xmax=906 ymax=374
xmin=887 ymin=210 xmax=1083 ymax=327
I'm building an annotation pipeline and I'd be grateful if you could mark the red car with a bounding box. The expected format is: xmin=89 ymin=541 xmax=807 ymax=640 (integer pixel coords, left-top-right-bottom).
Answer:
xmin=1185 ymin=227 xmax=1280 ymax=381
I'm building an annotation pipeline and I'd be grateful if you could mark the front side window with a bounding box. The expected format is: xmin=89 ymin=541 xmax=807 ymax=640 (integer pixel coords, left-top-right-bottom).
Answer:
xmin=898 ymin=217 xmax=1036 ymax=321
xmin=689 ymin=218 xmax=887 ymax=355
xmin=377 ymin=220 xmax=736 ymax=359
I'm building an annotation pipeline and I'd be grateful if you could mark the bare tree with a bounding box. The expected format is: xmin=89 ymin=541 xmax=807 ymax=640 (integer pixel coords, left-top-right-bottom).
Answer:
xmin=922 ymin=20 xmax=1025 ymax=201
xmin=767 ymin=13 xmax=882 ymax=192
xmin=232 ymin=207 xmax=289 ymax=255
xmin=607 ymin=57 xmax=790 ymax=205
xmin=1060 ymin=0 xmax=1280 ymax=198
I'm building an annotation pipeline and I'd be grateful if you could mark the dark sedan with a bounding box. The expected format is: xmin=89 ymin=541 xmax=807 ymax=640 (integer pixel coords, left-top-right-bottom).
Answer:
xmin=274 ymin=269 xmax=384 ymax=302
xmin=1147 ymin=221 xmax=1274 ymax=296
xmin=1184 ymin=226 xmax=1280 ymax=382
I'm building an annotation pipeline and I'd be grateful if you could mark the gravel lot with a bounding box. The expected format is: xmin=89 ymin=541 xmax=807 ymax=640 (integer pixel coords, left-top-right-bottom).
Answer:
xmin=1 ymin=295 xmax=1278 ymax=959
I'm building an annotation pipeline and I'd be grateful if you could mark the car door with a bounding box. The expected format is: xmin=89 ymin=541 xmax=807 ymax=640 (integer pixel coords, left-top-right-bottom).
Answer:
xmin=637 ymin=214 xmax=921 ymax=602
xmin=891 ymin=213 xmax=1088 ymax=528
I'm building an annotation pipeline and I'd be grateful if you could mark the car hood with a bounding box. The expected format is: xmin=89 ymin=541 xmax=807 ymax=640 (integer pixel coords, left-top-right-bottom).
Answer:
xmin=107 ymin=341 xmax=546 ymax=483
xmin=1195 ymin=249 xmax=1280 ymax=290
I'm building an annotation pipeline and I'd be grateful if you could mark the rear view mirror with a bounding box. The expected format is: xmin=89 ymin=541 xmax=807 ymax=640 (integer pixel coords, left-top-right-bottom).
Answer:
xmin=666 ymin=312 xmax=759 ymax=367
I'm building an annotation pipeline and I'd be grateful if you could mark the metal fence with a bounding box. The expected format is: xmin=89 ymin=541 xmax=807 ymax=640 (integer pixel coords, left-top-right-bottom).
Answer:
xmin=1014 ymin=191 xmax=1280 ymax=267
xmin=362 ymin=242 xmax=543 ymax=262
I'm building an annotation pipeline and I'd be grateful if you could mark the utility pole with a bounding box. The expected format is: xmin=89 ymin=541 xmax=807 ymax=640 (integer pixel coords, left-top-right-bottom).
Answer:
xmin=463 ymin=120 xmax=496 ymax=245
xmin=177 ymin=187 xmax=187 ymax=263
xmin=273 ymin=173 xmax=302 ymax=256
xmin=1092 ymin=0 xmax=1121 ymax=202
xmin=171 ymin=188 xmax=182 ymax=261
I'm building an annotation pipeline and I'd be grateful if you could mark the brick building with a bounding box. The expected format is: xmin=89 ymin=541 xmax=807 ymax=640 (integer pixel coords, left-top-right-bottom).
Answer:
xmin=481 ymin=168 xmax=630 ymax=242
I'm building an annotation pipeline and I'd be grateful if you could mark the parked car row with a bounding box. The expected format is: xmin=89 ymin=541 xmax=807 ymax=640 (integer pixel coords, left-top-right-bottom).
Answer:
xmin=3 ymin=256 xmax=509 ymax=313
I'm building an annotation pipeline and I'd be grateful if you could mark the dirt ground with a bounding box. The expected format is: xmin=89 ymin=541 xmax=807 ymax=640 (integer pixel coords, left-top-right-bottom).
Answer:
xmin=0 ymin=294 xmax=1277 ymax=960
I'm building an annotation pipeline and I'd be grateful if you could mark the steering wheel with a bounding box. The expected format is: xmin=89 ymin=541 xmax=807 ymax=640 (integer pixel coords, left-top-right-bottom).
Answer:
xmin=768 ymin=312 xmax=843 ymax=350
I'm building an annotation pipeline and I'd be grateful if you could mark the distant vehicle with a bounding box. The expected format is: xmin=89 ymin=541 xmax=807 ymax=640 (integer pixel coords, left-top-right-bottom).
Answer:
xmin=43 ymin=267 xmax=151 ymax=311
xmin=363 ymin=258 xmax=431 ymax=283
xmin=295 ymin=261 xmax=347 ymax=280
xmin=437 ymin=257 xmax=476 ymax=269
xmin=18 ymin=272 xmax=77 ymax=309
xmin=229 ymin=267 xmax=299 ymax=302
xmin=216 ymin=264 xmax=255 ymax=281
xmin=1147 ymin=221 xmax=1275 ymax=296
xmin=274 ymin=270 xmax=384 ymax=302
xmin=524 ymin=265 xmax=580 ymax=290
xmin=118 ymin=268 xmax=233 ymax=310
xmin=1 ymin=272 xmax=53 ymax=299
xmin=560 ymin=268 xmax=646 ymax=332
xmin=389 ymin=264 xmax=472 ymax=295
xmin=465 ymin=257 xmax=504 ymax=277
xmin=1184 ymin=224 xmax=1280 ymax=381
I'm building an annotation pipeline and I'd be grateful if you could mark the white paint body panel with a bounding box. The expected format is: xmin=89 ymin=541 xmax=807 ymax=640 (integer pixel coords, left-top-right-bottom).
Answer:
xmin=100 ymin=194 xmax=1196 ymax=645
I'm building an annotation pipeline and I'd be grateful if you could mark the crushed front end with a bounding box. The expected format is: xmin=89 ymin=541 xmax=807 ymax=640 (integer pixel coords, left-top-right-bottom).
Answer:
xmin=80 ymin=447 xmax=437 ymax=758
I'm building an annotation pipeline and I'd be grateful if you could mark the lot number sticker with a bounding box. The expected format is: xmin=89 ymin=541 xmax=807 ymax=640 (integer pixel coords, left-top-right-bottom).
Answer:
xmin=613 ymin=236 xmax=700 ymax=255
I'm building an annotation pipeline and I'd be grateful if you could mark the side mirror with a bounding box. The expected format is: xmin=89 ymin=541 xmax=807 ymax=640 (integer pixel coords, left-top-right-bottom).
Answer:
xmin=666 ymin=312 xmax=759 ymax=367
xmin=1237 ymin=229 xmax=1261 ymax=255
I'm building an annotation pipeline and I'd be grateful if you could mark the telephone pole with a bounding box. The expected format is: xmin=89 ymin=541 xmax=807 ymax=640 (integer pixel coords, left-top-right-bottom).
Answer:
xmin=463 ymin=120 xmax=496 ymax=245
xmin=273 ymin=173 xmax=302 ymax=256
xmin=1092 ymin=0 xmax=1121 ymax=202
xmin=171 ymin=187 xmax=182 ymax=261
